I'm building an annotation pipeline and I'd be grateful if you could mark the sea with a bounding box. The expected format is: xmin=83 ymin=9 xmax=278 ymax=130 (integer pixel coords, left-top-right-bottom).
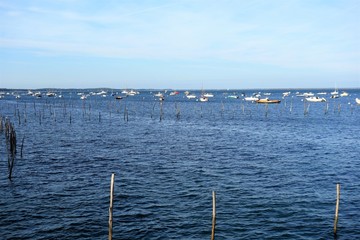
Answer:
xmin=0 ymin=88 xmax=359 ymax=239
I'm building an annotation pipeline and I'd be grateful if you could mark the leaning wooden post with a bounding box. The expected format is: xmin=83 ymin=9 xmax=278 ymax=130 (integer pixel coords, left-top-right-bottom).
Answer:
xmin=334 ymin=183 xmax=340 ymax=235
xmin=211 ymin=191 xmax=216 ymax=240
xmin=109 ymin=173 xmax=115 ymax=240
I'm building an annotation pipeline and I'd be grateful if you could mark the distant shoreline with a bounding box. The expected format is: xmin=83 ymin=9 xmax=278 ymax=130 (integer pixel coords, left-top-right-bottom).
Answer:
xmin=1 ymin=87 xmax=360 ymax=91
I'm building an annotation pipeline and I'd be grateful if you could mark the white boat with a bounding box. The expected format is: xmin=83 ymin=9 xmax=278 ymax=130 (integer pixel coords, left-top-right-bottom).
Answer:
xmin=96 ymin=90 xmax=107 ymax=95
xmin=80 ymin=95 xmax=87 ymax=100
xmin=228 ymin=95 xmax=239 ymax=99
xmin=303 ymin=92 xmax=315 ymax=97
xmin=282 ymin=92 xmax=291 ymax=97
xmin=169 ymin=91 xmax=179 ymax=96
xmin=34 ymin=92 xmax=42 ymax=98
xmin=331 ymin=89 xmax=339 ymax=95
xmin=244 ymin=96 xmax=259 ymax=102
xmin=340 ymin=91 xmax=349 ymax=97
xmin=356 ymin=98 xmax=360 ymax=104
xmin=199 ymin=96 xmax=209 ymax=102
xmin=186 ymin=94 xmax=196 ymax=99
xmin=46 ymin=92 xmax=56 ymax=97
xmin=317 ymin=92 xmax=327 ymax=95
xmin=305 ymin=96 xmax=326 ymax=102
xmin=127 ymin=90 xmax=137 ymax=96
xmin=154 ymin=92 xmax=163 ymax=97
xmin=296 ymin=92 xmax=314 ymax=97
xmin=203 ymin=93 xmax=214 ymax=98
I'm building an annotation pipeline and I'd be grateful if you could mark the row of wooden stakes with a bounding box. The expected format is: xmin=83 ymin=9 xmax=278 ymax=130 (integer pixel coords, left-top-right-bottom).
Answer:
xmin=106 ymin=174 xmax=340 ymax=239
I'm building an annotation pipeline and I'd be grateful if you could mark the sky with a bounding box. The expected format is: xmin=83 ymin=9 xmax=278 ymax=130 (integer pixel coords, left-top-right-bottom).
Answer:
xmin=0 ymin=0 xmax=359 ymax=90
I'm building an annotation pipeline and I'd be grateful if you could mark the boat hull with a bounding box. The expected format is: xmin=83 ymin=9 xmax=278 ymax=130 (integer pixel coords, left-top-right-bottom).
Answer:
xmin=305 ymin=97 xmax=326 ymax=102
xmin=256 ymin=99 xmax=281 ymax=104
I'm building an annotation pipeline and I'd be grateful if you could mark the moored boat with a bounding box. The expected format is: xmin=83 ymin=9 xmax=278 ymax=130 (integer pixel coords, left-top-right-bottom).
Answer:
xmin=282 ymin=91 xmax=291 ymax=97
xmin=297 ymin=92 xmax=314 ymax=97
xmin=340 ymin=91 xmax=349 ymax=97
xmin=127 ymin=90 xmax=139 ymax=96
xmin=244 ymin=96 xmax=259 ymax=102
xmin=256 ymin=98 xmax=281 ymax=104
xmin=228 ymin=95 xmax=239 ymax=99
xmin=331 ymin=89 xmax=339 ymax=95
xmin=186 ymin=94 xmax=196 ymax=99
xmin=46 ymin=91 xmax=56 ymax=97
xmin=305 ymin=96 xmax=326 ymax=102
xmin=154 ymin=92 xmax=163 ymax=97
xmin=199 ymin=96 xmax=208 ymax=102
xmin=356 ymin=98 xmax=360 ymax=104
xmin=203 ymin=93 xmax=214 ymax=98
xmin=169 ymin=91 xmax=179 ymax=96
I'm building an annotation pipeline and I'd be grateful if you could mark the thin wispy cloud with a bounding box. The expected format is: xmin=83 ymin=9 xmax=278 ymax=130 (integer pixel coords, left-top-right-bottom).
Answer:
xmin=0 ymin=0 xmax=359 ymax=88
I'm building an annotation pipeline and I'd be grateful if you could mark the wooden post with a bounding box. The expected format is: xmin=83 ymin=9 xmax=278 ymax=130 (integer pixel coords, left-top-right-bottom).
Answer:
xmin=334 ymin=183 xmax=340 ymax=235
xmin=211 ymin=191 xmax=216 ymax=240
xmin=20 ymin=136 xmax=25 ymax=158
xmin=109 ymin=173 xmax=115 ymax=240
xmin=160 ymin=101 xmax=164 ymax=121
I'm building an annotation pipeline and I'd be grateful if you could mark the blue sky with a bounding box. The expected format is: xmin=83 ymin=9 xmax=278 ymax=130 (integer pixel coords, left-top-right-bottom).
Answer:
xmin=0 ymin=0 xmax=359 ymax=89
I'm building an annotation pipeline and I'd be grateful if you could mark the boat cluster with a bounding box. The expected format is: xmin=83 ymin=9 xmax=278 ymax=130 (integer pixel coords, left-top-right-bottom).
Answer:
xmin=1 ymin=89 xmax=359 ymax=105
xmin=294 ymin=90 xmax=351 ymax=102
xmin=0 ymin=90 xmax=60 ymax=99
xmin=150 ymin=90 xmax=215 ymax=102
xmin=78 ymin=90 xmax=112 ymax=100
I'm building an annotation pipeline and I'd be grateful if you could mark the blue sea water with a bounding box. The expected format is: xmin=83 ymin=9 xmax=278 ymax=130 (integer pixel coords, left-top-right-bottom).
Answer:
xmin=0 ymin=88 xmax=359 ymax=239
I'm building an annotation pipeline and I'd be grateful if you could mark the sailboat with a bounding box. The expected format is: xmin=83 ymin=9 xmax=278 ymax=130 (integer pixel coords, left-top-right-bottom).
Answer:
xmin=331 ymin=84 xmax=339 ymax=96
xmin=199 ymin=83 xmax=209 ymax=102
xmin=199 ymin=96 xmax=209 ymax=102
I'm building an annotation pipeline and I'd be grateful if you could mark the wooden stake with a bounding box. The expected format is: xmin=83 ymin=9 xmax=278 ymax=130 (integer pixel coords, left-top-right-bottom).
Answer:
xmin=109 ymin=173 xmax=115 ymax=240
xmin=20 ymin=136 xmax=25 ymax=158
xmin=211 ymin=191 xmax=216 ymax=240
xmin=334 ymin=183 xmax=340 ymax=235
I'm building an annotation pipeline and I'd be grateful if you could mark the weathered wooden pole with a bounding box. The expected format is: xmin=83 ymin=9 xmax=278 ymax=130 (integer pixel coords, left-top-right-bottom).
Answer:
xmin=160 ymin=101 xmax=164 ymax=121
xmin=211 ymin=191 xmax=216 ymax=240
xmin=20 ymin=136 xmax=25 ymax=158
xmin=265 ymin=104 xmax=269 ymax=117
xmin=334 ymin=183 xmax=340 ymax=235
xmin=109 ymin=173 xmax=115 ymax=240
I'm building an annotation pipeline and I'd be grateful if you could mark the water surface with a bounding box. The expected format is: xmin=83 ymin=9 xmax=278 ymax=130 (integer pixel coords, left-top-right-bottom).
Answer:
xmin=0 ymin=89 xmax=359 ymax=239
